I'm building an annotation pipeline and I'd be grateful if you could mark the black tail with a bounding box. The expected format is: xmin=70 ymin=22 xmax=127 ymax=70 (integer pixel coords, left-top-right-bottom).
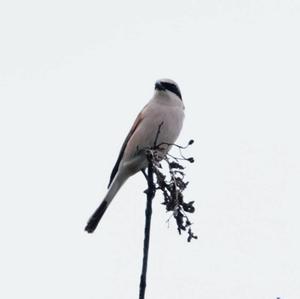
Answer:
xmin=85 ymin=200 xmax=108 ymax=233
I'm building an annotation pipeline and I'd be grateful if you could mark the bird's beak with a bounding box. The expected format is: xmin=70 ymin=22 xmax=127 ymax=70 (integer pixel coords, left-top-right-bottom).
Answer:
xmin=155 ymin=81 xmax=165 ymax=91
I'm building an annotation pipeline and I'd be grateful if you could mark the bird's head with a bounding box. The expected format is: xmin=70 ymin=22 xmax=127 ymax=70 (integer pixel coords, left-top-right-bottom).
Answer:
xmin=154 ymin=79 xmax=182 ymax=101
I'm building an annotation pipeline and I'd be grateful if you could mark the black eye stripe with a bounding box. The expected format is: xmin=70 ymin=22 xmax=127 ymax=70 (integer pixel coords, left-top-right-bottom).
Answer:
xmin=161 ymin=82 xmax=182 ymax=100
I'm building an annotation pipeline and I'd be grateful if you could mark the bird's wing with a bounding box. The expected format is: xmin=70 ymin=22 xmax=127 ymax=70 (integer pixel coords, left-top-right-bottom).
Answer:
xmin=107 ymin=105 xmax=147 ymax=188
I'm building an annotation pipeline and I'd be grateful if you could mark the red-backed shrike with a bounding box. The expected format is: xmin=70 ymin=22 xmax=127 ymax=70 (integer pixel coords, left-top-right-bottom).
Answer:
xmin=85 ymin=79 xmax=185 ymax=233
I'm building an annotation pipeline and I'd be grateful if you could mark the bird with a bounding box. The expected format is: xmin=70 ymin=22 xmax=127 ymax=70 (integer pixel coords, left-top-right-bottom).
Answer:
xmin=85 ymin=79 xmax=185 ymax=233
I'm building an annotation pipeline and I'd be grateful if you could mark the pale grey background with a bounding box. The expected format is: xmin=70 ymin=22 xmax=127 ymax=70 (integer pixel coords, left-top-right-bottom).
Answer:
xmin=1 ymin=0 xmax=300 ymax=298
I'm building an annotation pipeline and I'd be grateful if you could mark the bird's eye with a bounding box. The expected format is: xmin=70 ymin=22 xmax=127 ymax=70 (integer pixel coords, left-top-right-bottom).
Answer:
xmin=161 ymin=82 xmax=182 ymax=100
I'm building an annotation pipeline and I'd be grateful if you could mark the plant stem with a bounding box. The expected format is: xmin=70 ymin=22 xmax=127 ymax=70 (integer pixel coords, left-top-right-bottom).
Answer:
xmin=139 ymin=159 xmax=156 ymax=299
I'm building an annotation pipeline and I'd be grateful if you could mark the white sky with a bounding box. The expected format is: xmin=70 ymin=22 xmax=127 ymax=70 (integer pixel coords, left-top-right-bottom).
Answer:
xmin=1 ymin=0 xmax=300 ymax=298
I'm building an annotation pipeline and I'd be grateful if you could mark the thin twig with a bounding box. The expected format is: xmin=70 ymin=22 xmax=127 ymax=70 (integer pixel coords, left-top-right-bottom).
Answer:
xmin=154 ymin=122 xmax=164 ymax=147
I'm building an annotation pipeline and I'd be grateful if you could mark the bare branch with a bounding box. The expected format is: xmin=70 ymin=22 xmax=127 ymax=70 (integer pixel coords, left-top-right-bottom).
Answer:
xmin=139 ymin=151 xmax=155 ymax=299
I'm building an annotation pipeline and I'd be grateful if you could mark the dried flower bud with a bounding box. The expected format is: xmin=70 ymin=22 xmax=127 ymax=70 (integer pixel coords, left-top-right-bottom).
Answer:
xmin=187 ymin=157 xmax=195 ymax=163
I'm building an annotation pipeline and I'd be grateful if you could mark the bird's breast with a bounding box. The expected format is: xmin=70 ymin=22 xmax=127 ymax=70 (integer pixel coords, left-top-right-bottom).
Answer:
xmin=123 ymin=103 xmax=184 ymax=163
